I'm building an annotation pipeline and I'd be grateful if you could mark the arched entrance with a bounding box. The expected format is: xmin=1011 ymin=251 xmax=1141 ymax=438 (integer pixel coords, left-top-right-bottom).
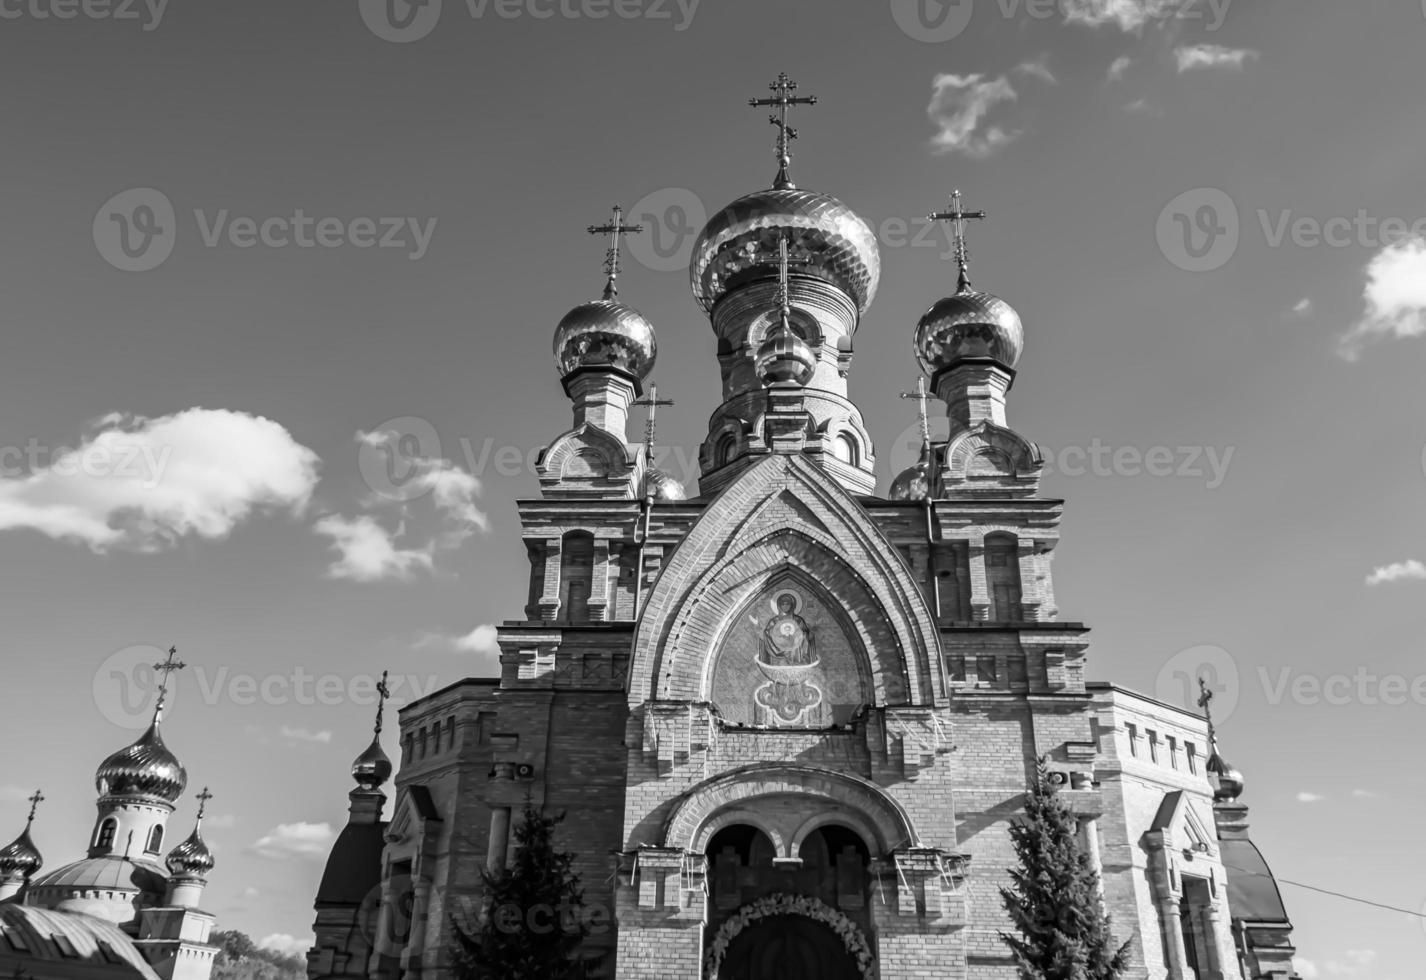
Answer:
xmin=703 ymin=893 xmax=874 ymax=980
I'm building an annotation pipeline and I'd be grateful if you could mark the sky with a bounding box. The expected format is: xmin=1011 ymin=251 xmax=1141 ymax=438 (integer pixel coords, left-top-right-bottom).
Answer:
xmin=0 ymin=0 xmax=1423 ymax=972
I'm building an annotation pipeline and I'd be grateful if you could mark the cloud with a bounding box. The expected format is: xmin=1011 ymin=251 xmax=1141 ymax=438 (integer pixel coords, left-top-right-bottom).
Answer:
xmin=241 ymin=886 xmax=261 ymax=899
xmin=0 ymin=409 xmax=318 ymax=552
xmin=1295 ymin=792 xmax=1324 ymax=803
xmin=248 ymin=821 xmax=335 ymax=860
xmin=1365 ymin=559 xmax=1426 ymax=586
xmin=1295 ymin=959 xmax=1319 ymax=979
xmin=453 ymin=624 xmax=499 ymax=654
xmin=1062 ymin=0 xmax=1180 ymax=31
xmin=314 ymin=514 xmax=435 ymax=582
xmin=1339 ymin=236 xmax=1426 ymax=360
xmin=1175 ymin=44 xmax=1259 ymax=73
xmin=927 ymin=74 xmax=1020 ymax=158
xmin=1107 ymin=56 xmax=1133 ymax=82
xmin=1350 ymin=789 xmax=1378 ymax=799
xmin=1324 ymin=950 xmax=1375 ymax=977
xmin=415 ymin=623 xmax=501 ymax=675
xmin=258 ymin=934 xmax=313 ymax=960
xmin=1124 ymin=98 xmax=1163 ymax=116
xmin=1289 ymin=297 xmax=1313 ymax=317
xmin=279 ymin=726 xmax=334 ymax=744
xmin=1014 ymin=58 xmax=1058 ymax=85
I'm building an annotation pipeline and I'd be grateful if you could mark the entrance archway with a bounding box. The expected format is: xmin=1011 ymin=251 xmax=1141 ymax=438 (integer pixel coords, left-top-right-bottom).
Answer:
xmin=703 ymin=893 xmax=875 ymax=980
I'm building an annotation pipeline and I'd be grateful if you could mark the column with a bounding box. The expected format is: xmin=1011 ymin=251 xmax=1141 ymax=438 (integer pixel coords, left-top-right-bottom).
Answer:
xmin=1077 ymin=817 xmax=1104 ymax=903
xmin=968 ymin=534 xmax=990 ymax=622
xmin=539 ymin=538 xmax=562 ymax=621
xmin=487 ymin=808 xmax=511 ymax=873
xmin=1158 ymin=899 xmax=1189 ymax=980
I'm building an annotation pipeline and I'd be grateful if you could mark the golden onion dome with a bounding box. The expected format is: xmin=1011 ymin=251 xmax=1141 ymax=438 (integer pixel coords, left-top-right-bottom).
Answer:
xmin=553 ymin=300 xmax=657 ymax=383
xmin=165 ymin=824 xmax=214 ymax=877
xmin=0 ymin=827 xmax=42 ymax=878
xmin=351 ymin=734 xmax=392 ymax=791
xmin=754 ymin=314 xmax=817 ymax=387
xmin=95 ymin=721 xmax=187 ymax=804
xmin=889 ymin=442 xmax=936 ymax=502
xmin=641 ymin=468 xmax=686 ymax=502
xmin=915 ymin=286 xmax=1024 ymax=375
xmin=690 ymin=187 xmax=880 ymax=315
xmin=1207 ymin=749 xmax=1245 ymax=802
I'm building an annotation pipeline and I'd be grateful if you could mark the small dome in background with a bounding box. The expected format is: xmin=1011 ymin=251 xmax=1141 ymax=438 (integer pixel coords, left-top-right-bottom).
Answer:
xmin=889 ymin=443 xmax=936 ymax=502
xmin=165 ymin=826 xmax=214 ymax=877
xmin=642 ymin=468 xmax=687 ymax=501
xmin=914 ymin=286 xmax=1024 ymax=376
xmin=0 ymin=827 xmax=42 ymax=879
xmin=1207 ymin=749 xmax=1245 ymax=802
xmin=351 ymin=735 xmax=392 ymax=792
xmin=553 ymin=300 xmax=657 ymax=383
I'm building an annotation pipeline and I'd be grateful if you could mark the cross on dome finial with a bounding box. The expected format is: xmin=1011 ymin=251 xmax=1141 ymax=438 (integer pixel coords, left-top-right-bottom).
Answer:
xmin=587 ymin=205 xmax=644 ymax=301
xmin=750 ymin=72 xmax=817 ymax=190
xmin=928 ymin=189 xmax=987 ymax=292
xmin=24 ymin=790 xmax=43 ymax=828
xmin=150 ymin=646 xmax=186 ymax=723
xmin=633 ymin=383 xmax=674 ymax=477
xmin=900 ymin=377 xmax=933 ymax=448
xmin=194 ymin=786 xmax=212 ymax=822
xmin=373 ymin=670 xmax=390 ymax=736
xmin=1197 ymin=676 xmax=1218 ymax=746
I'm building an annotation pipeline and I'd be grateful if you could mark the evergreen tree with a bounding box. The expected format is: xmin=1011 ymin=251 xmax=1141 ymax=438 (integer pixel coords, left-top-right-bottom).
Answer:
xmin=451 ymin=799 xmax=590 ymax=980
xmin=999 ymin=758 xmax=1131 ymax=980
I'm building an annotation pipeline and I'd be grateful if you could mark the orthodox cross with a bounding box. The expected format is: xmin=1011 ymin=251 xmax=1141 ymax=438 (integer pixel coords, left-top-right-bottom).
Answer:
xmin=194 ymin=786 xmax=213 ymax=822
xmin=587 ymin=205 xmax=643 ymax=300
xmin=150 ymin=646 xmax=186 ymax=721
xmin=928 ymin=189 xmax=987 ymax=292
xmin=1197 ymin=676 xmax=1218 ymax=745
xmin=900 ymin=376 xmax=933 ymax=448
xmin=633 ymin=383 xmax=674 ymax=469
xmin=24 ymin=790 xmax=43 ymax=828
xmin=374 ymin=670 xmax=391 ymax=736
xmin=750 ymin=72 xmax=817 ymax=190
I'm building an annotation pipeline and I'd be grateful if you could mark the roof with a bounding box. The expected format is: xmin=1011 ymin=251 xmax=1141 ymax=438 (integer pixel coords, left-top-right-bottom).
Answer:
xmin=28 ymin=856 xmax=167 ymax=895
xmin=1221 ymin=837 xmax=1291 ymax=924
xmin=0 ymin=903 xmax=161 ymax=979
xmin=314 ymin=822 xmax=387 ymax=907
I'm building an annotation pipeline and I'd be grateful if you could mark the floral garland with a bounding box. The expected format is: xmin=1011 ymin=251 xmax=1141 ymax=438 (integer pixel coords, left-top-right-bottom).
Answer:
xmin=703 ymin=892 xmax=876 ymax=980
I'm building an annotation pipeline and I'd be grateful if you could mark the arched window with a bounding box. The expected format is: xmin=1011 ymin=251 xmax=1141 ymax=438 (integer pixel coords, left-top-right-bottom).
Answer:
xmin=96 ymin=818 xmax=118 ymax=852
xmin=558 ymin=531 xmax=595 ymax=623
xmin=715 ymin=432 xmax=738 ymax=468
xmin=831 ymin=432 xmax=858 ymax=466
xmin=146 ymin=825 xmax=163 ymax=853
xmin=985 ymin=533 xmax=1023 ymax=621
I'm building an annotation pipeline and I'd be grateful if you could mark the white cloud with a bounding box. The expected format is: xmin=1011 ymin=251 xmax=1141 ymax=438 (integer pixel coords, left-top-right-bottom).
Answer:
xmin=1295 ymin=792 xmax=1324 ymax=803
xmin=927 ymin=74 xmax=1020 ymax=158
xmin=258 ymin=934 xmax=313 ymax=960
xmin=314 ymin=514 xmax=435 ymax=582
xmin=248 ymin=821 xmax=335 ymax=860
xmin=1175 ymin=44 xmax=1259 ymax=73
xmin=453 ymin=624 xmax=499 ymax=654
xmin=1124 ymin=98 xmax=1163 ymax=116
xmin=1325 ymin=950 xmax=1375 ymax=977
xmin=1340 ymin=236 xmax=1426 ymax=360
xmin=0 ymin=409 xmax=318 ymax=552
xmin=1289 ymin=297 xmax=1313 ymax=316
xmin=1365 ymin=559 xmax=1426 ymax=586
xmin=279 ymin=725 xmax=334 ymax=744
xmin=241 ymin=886 xmax=261 ymax=899
xmin=1107 ymin=56 xmax=1133 ymax=82
xmin=1014 ymin=58 xmax=1058 ymax=85
xmin=415 ymin=623 xmax=501 ymax=675
xmin=1295 ymin=959 xmax=1320 ymax=979
xmin=1350 ymin=789 xmax=1378 ymax=799
xmin=1062 ymin=0 xmax=1180 ymax=31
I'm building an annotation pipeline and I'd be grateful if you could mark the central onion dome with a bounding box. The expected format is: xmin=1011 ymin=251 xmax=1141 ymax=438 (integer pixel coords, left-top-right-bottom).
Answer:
xmin=690 ymin=187 xmax=880 ymax=315
xmin=96 ymin=721 xmax=187 ymax=804
xmin=351 ymin=734 xmax=393 ymax=792
xmin=915 ymin=284 xmax=1024 ymax=376
xmin=553 ymin=300 xmax=657 ymax=383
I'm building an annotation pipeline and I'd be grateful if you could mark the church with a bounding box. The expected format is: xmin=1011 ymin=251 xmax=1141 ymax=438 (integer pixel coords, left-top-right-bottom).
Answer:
xmin=0 ymin=650 xmax=220 ymax=980
xmin=307 ymin=75 xmax=1301 ymax=980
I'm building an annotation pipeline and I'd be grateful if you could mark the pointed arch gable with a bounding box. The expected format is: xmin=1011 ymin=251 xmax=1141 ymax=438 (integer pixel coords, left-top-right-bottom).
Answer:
xmin=629 ymin=454 xmax=945 ymax=708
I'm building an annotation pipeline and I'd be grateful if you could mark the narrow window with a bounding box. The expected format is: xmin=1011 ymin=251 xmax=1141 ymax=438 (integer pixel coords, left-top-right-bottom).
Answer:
xmin=558 ymin=531 xmax=595 ymax=623
xmin=96 ymin=818 xmax=118 ymax=852
xmin=1167 ymin=735 xmax=1179 ymax=769
xmin=985 ymin=533 xmax=1023 ymax=621
xmin=1186 ymin=742 xmax=1198 ymax=774
xmin=1125 ymin=723 xmax=1138 ymax=758
xmin=1147 ymin=730 xmax=1160 ymax=764
xmin=146 ymin=825 xmax=163 ymax=853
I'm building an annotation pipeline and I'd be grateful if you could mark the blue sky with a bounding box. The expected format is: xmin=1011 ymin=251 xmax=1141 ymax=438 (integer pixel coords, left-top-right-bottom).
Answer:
xmin=1 ymin=0 xmax=1424 ymax=972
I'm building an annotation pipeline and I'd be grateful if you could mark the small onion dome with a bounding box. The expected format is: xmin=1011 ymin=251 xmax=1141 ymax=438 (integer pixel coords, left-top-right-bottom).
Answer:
xmin=351 ymin=734 xmax=392 ymax=791
xmin=553 ymin=300 xmax=657 ymax=383
xmin=754 ymin=318 xmax=817 ymax=387
xmin=889 ymin=443 xmax=936 ymax=502
xmin=691 ymin=187 xmax=881 ymax=315
xmin=641 ymin=468 xmax=686 ymax=501
xmin=914 ymin=286 xmax=1024 ymax=375
xmin=0 ymin=827 xmax=41 ymax=878
xmin=96 ymin=721 xmax=187 ymax=804
xmin=1207 ymin=749 xmax=1245 ymax=802
xmin=165 ymin=825 xmax=214 ymax=877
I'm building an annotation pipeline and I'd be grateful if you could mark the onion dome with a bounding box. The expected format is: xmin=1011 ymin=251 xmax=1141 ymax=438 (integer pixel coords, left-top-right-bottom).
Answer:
xmin=690 ymin=188 xmax=881 ymax=315
xmin=165 ymin=826 xmax=214 ymax=877
xmin=641 ymin=468 xmax=686 ymax=501
xmin=96 ymin=721 xmax=187 ymax=804
xmin=889 ymin=441 xmax=936 ymax=502
xmin=352 ymin=734 xmax=392 ymax=791
xmin=0 ymin=827 xmax=41 ymax=879
xmin=553 ymin=300 xmax=657 ymax=383
xmin=915 ymin=285 xmax=1024 ymax=376
xmin=754 ymin=309 xmax=817 ymax=387
xmin=1207 ymin=747 xmax=1245 ymax=802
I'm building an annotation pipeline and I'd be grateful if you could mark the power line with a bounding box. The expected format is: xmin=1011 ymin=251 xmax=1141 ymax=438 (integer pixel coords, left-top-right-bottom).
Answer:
xmin=1221 ymin=862 xmax=1425 ymax=919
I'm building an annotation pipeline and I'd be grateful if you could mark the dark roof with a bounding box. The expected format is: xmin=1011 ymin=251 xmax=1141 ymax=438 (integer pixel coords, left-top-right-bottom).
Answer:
xmin=314 ymin=821 xmax=387 ymax=907
xmin=1221 ymin=837 xmax=1290 ymax=924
